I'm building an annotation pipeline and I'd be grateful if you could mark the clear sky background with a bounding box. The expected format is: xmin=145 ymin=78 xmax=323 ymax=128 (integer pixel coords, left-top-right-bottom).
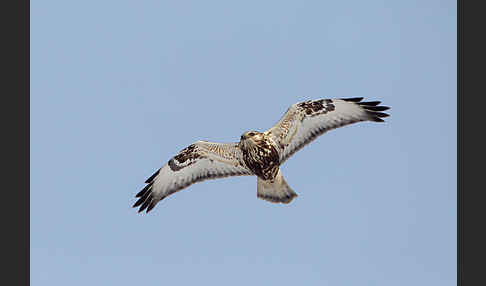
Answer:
xmin=31 ymin=1 xmax=456 ymax=285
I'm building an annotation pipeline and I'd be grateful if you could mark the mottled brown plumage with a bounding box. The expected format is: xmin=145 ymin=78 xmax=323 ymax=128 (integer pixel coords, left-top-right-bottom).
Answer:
xmin=239 ymin=131 xmax=280 ymax=180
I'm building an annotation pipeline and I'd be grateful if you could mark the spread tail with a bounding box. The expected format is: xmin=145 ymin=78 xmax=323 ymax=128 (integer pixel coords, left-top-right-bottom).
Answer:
xmin=257 ymin=169 xmax=298 ymax=204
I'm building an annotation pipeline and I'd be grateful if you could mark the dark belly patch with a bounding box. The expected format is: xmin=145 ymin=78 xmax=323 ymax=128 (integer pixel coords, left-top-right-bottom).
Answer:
xmin=242 ymin=140 xmax=280 ymax=181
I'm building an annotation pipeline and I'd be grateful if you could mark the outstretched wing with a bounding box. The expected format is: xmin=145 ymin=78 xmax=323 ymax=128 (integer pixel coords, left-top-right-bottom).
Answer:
xmin=133 ymin=141 xmax=253 ymax=213
xmin=266 ymin=97 xmax=390 ymax=164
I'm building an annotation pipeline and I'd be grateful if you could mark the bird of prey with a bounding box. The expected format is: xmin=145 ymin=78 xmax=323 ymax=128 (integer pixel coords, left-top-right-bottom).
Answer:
xmin=133 ymin=97 xmax=390 ymax=213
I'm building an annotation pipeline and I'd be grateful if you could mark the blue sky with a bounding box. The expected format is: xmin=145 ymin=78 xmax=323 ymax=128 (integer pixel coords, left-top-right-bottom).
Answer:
xmin=31 ymin=1 xmax=456 ymax=285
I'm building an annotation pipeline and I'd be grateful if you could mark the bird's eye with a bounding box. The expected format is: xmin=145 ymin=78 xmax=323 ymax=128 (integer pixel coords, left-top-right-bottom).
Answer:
xmin=248 ymin=132 xmax=255 ymax=136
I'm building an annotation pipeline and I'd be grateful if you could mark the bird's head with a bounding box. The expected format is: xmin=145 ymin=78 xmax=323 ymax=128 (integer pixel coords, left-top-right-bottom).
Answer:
xmin=240 ymin=130 xmax=262 ymax=140
xmin=239 ymin=131 xmax=263 ymax=149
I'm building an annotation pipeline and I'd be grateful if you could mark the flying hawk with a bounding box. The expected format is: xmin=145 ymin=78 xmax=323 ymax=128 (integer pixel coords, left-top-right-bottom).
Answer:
xmin=133 ymin=97 xmax=390 ymax=213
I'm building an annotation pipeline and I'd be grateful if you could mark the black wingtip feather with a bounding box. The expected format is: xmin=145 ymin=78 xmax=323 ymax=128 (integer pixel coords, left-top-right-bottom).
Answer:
xmin=133 ymin=168 xmax=161 ymax=213
xmin=138 ymin=195 xmax=153 ymax=213
xmin=133 ymin=185 xmax=152 ymax=208
xmin=358 ymin=101 xmax=381 ymax=106
xmin=132 ymin=196 xmax=146 ymax=208
xmin=353 ymin=99 xmax=391 ymax=122
xmin=140 ymin=187 xmax=151 ymax=201
xmin=362 ymin=105 xmax=390 ymax=111
xmin=370 ymin=112 xmax=390 ymax=118
xmin=146 ymin=201 xmax=156 ymax=213
xmin=135 ymin=183 xmax=152 ymax=198
xmin=368 ymin=111 xmax=390 ymax=122
xmin=145 ymin=169 xmax=160 ymax=183
xmin=341 ymin=97 xmax=364 ymax=102
xmin=370 ymin=117 xmax=385 ymax=122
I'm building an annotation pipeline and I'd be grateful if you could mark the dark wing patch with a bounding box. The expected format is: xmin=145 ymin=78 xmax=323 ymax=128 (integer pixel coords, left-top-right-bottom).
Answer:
xmin=168 ymin=144 xmax=202 ymax=171
xmin=297 ymin=99 xmax=335 ymax=117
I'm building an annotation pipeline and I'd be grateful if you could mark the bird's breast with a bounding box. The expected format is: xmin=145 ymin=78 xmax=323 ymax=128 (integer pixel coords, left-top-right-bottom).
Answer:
xmin=242 ymin=138 xmax=280 ymax=180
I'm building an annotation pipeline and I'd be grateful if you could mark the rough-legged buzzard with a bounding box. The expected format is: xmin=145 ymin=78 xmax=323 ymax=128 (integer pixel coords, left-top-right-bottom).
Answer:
xmin=133 ymin=97 xmax=390 ymax=213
